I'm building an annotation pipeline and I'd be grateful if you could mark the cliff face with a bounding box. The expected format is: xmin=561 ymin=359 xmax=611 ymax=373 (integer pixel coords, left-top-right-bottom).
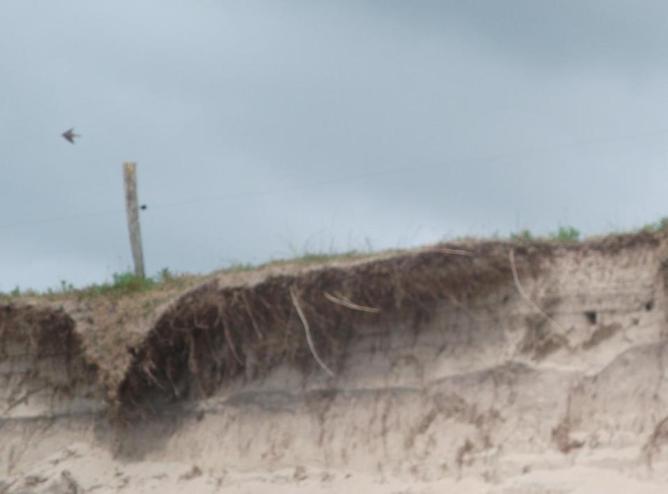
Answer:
xmin=2 ymin=233 xmax=668 ymax=493
xmin=0 ymin=306 xmax=102 ymax=419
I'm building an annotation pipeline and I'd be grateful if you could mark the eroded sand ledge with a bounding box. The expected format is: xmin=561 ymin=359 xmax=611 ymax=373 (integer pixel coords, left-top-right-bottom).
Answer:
xmin=2 ymin=233 xmax=668 ymax=493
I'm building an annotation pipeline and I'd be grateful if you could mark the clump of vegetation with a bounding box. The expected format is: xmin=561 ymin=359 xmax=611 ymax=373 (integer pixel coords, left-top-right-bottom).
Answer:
xmin=76 ymin=272 xmax=156 ymax=298
xmin=77 ymin=268 xmax=199 ymax=298
xmin=642 ymin=217 xmax=668 ymax=233
xmin=59 ymin=280 xmax=76 ymax=292
xmin=510 ymin=226 xmax=581 ymax=243
xmin=0 ymin=268 xmax=198 ymax=301
xmin=550 ymin=226 xmax=580 ymax=242
xmin=222 ymin=262 xmax=256 ymax=273
xmin=0 ymin=286 xmax=37 ymax=300
xmin=510 ymin=229 xmax=534 ymax=242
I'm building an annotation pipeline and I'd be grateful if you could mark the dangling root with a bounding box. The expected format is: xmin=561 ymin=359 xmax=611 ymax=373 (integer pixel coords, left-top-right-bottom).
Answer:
xmin=323 ymin=291 xmax=380 ymax=313
xmin=290 ymin=287 xmax=335 ymax=378
xmin=509 ymin=248 xmax=566 ymax=333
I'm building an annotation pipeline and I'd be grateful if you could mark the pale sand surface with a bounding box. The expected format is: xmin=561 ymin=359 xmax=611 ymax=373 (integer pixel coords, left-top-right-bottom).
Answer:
xmin=3 ymin=442 xmax=667 ymax=493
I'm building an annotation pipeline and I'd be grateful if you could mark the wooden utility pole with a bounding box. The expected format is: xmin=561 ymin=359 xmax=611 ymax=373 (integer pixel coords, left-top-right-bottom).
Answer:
xmin=123 ymin=162 xmax=146 ymax=278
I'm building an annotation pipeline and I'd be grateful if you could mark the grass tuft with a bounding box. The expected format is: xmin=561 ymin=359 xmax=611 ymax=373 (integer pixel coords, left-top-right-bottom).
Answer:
xmin=510 ymin=229 xmax=534 ymax=242
xmin=642 ymin=217 xmax=668 ymax=233
xmin=550 ymin=226 xmax=580 ymax=242
xmin=76 ymin=272 xmax=156 ymax=298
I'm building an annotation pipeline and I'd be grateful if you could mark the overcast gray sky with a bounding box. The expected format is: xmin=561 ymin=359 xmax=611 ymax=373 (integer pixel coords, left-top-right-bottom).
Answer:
xmin=3 ymin=1 xmax=668 ymax=291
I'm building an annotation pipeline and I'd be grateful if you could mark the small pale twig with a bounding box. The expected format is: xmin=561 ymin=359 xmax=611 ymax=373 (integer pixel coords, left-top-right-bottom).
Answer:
xmin=290 ymin=287 xmax=335 ymax=378
xmin=509 ymin=249 xmax=566 ymax=333
xmin=324 ymin=292 xmax=380 ymax=313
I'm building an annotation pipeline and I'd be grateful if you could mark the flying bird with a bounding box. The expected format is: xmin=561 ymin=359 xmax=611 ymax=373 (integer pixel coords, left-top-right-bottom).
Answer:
xmin=62 ymin=128 xmax=80 ymax=144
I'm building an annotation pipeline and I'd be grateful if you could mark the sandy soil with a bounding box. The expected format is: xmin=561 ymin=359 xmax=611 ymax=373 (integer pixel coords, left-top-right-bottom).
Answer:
xmin=3 ymin=233 xmax=668 ymax=493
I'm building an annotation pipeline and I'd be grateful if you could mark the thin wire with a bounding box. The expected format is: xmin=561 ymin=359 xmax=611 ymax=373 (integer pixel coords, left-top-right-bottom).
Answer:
xmin=2 ymin=125 xmax=668 ymax=230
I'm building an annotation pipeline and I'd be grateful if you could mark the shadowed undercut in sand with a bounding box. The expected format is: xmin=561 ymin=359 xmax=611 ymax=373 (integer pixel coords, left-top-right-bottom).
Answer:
xmin=117 ymin=241 xmax=552 ymax=416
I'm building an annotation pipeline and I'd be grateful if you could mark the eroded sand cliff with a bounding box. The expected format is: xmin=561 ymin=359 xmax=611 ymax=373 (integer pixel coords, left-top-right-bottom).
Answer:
xmin=2 ymin=233 xmax=668 ymax=493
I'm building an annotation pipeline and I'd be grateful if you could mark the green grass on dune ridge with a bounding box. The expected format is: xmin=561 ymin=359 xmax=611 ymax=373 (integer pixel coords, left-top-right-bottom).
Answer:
xmin=3 ymin=219 xmax=668 ymax=301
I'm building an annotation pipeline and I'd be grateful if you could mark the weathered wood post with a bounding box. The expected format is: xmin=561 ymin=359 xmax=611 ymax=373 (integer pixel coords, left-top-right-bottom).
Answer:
xmin=123 ymin=162 xmax=146 ymax=278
